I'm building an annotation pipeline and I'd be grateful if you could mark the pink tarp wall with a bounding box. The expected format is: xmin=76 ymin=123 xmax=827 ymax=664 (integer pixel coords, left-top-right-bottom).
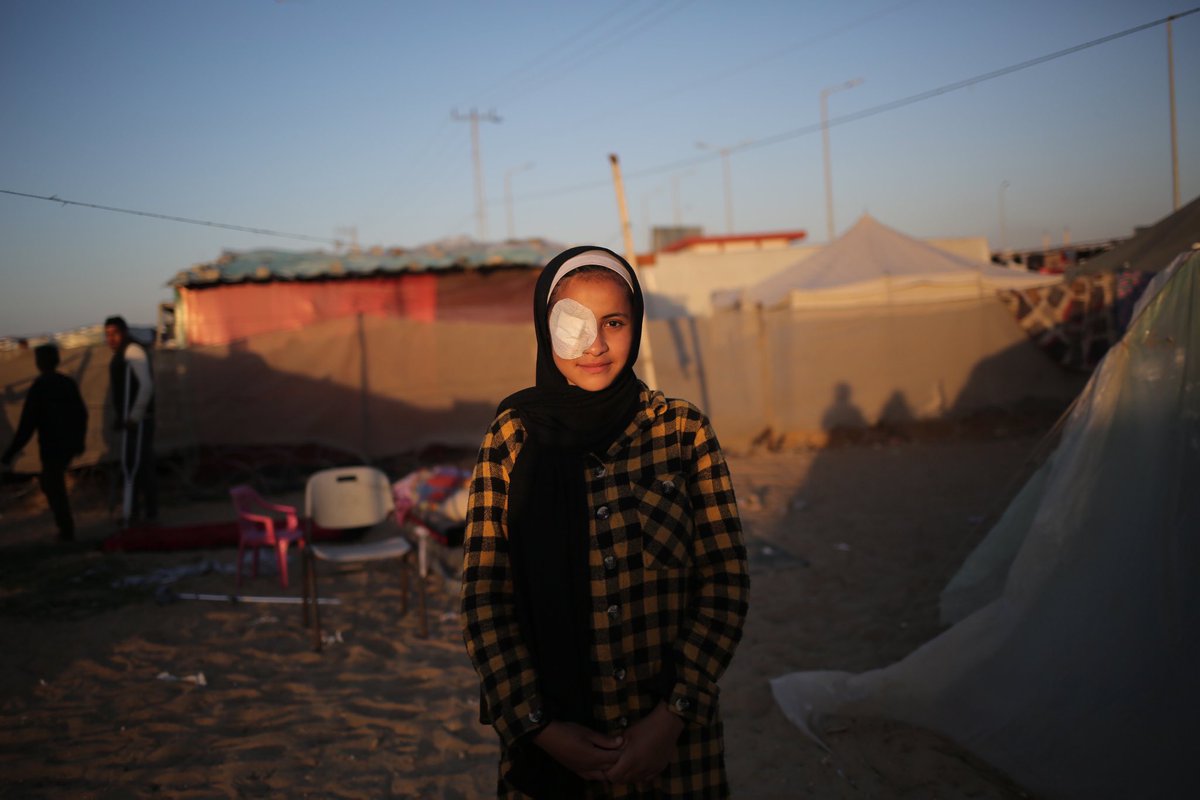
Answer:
xmin=177 ymin=270 xmax=539 ymax=347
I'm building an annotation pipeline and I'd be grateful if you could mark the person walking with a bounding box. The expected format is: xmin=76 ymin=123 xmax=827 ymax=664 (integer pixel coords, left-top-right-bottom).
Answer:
xmin=1 ymin=344 xmax=88 ymax=540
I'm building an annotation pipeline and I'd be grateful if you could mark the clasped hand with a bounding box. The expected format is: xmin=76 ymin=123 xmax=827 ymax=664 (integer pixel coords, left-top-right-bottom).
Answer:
xmin=532 ymin=702 xmax=685 ymax=786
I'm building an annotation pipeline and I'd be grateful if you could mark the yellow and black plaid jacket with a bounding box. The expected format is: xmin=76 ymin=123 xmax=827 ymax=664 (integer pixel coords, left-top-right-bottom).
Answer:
xmin=461 ymin=386 xmax=749 ymax=798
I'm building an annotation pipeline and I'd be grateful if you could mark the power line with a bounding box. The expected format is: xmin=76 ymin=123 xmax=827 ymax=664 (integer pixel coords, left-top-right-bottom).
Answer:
xmin=471 ymin=0 xmax=642 ymax=106
xmin=743 ymin=7 xmax=1200 ymax=157
xmin=5 ymin=10 xmax=1194 ymax=245
xmin=490 ymin=0 xmax=695 ymax=108
xmin=569 ymin=0 xmax=926 ymax=128
xmin=513 ymin=6 xmax=1200 ymax=201
xmin=0 ymin=189 xmax=340 ymax=245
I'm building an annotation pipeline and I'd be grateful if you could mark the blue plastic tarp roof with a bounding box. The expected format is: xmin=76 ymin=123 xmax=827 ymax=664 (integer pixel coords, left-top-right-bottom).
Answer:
xmin=171 ymin=237 xmax=566 ymax=286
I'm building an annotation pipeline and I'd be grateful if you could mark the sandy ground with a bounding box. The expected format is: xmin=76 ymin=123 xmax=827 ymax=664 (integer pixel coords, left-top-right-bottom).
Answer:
xmin=0 ymin=429 xmax=1047 ymax=799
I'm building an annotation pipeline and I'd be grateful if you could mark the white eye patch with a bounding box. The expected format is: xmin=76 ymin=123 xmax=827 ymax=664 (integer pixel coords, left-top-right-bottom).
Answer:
xmin=549 ymin=298 xmax=598 ymax=360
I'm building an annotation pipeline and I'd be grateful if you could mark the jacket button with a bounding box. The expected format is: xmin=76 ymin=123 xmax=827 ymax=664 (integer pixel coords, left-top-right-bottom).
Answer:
xmin=596 ymin=505 xmax=610 ymax=521
xmin=673 ymin=697 xmax=691 ymax=713
xmin=593 ymin=465 xmax=606 ymax=479
xmin=613 ymin=668 xmax=626 ymax=681
xmin=659 ymin=479 xmax=675 ymax=494
xmin=603 ymin=555 xmax=617 ymax=571
xmin=529 ymin=709 xmax=544 ymax=724
xmin=617 ymin=716 xmax=628 ymax=728
xmin=606 ymin=604 xmax=620 ymax=620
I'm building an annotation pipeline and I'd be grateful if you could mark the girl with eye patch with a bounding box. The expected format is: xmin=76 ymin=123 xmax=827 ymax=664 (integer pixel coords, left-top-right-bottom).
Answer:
xmin=461 ymin=245 xmax=750 ymax=798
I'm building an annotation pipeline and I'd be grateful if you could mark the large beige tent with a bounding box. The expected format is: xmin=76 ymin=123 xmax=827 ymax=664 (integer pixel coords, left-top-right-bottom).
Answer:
xmin=645 ymin=223 xmax=993 ymax=319
xmin=740 ymin=214 xmax=1060 ymax=309
xmin=649 ymin=217 xmax=1081 ymax=446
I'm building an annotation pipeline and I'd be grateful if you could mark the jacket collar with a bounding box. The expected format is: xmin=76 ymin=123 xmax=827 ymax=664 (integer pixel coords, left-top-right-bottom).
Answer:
xmin=603 ymin=382 xmax=666 ymax=457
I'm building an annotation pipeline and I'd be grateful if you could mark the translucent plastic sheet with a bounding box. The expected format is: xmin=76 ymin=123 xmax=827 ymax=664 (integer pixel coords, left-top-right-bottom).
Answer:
xmin=771 ymin=252 xmax=1200 ymax=799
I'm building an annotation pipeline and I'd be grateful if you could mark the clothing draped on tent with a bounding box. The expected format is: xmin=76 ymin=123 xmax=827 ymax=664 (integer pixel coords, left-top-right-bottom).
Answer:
xmin=1072 ymin=194 xmax=1200 ymax=275
xmin=771 ymin=250 xmax=1200 ymax=800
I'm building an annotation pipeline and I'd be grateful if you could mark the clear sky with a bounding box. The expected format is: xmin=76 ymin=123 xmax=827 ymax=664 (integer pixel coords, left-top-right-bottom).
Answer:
xmin=2 ymin=0 xmax=1197 ymax=337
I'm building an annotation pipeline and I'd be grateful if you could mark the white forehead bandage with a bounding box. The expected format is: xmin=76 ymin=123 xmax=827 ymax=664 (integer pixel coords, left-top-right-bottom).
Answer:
xmin=549 ymin=298 xmax=598 ymax=360
xmin=546 ymin=250 xmax=635 ymax=301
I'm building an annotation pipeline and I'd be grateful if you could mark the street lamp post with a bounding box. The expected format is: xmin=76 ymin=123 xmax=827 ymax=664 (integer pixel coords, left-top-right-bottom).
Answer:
xmin=820 ymin=78 xmax=863 ymax=242
xmin=641 ymin=185 xmax=665 ymax=251
xmin=1167 ymin=17 xmax=1180 ymax=210
xmin=998 ymin=180 xmax=1010 ymax=263
xmin=671 ymin=169 xmax=694 ymax=227
xmin=503 ymin=162 xmax=534 ymax=240
xmin=696 ymin=140 xmax=751 ymax=233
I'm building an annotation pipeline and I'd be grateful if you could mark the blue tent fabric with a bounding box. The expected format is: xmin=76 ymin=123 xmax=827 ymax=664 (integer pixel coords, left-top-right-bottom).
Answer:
xmin=170 ymin=237 xmax=566 ymax=286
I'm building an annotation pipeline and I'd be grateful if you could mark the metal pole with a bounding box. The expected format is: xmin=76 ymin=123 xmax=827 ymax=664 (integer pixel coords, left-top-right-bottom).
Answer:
xmin=504 ymin=169 xmax=514 ymax=240
xmin=609 ymin=153 xmax=658 ymax=390
xmin=696 ymin=141 xmax=749 ymax=235
xmin=820 ymin=78 xmax=863 ymax=242
xmin=1168 ymin=17 xmax=1180 ymax=210
xmin=721 ymin=149 xmax=734 ymax=233
xmin=671 ymin=171 xmax=691 ymax=227
xmin=998 ymin=180 xmax=1010 ymax=263
xmin=470 ymin=114 xmax=485 ymax=239
xmin=452 ymin=109 xmax=501 ymax=240
xmin=641 ymin=186 xmax=664 ymax=251
xmin=503 ymin=162 xmax=533 ymax=240
xmin=821 ymin=91 xmax=834 ymax=243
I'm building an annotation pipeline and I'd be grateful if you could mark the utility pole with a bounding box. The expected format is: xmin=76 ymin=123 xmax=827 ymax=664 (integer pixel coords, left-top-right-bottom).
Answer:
xmin=609 ymin=153 xmax=658 ymax=390
xmin=671 ymin=170 xmax=693 ymax=227
xmin=998 ymin=180 xmax=1010 ymax=264
xmin=452 ymin=109 xmax=501 ymax=240
xmin=641 ymin=185 xmax=664 ymax=251
xmin=820 ymin=78 xmax=863 ymax=242
xmin=335 ymin=226 xmax=359 ymax=254
xmin=504 ymin=162 xmax=534 ymax=240
xmin=719 ymin=148 xmax=733 ymax=233
xmin=1167 ymin=17 xmax=1180 ymax=210
xmin=696 ymin=141 xmax=749 ymax=233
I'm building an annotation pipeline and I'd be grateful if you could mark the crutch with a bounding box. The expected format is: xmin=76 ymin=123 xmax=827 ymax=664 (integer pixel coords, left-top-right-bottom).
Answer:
xmin=120 ymin=366 xmax=142 ymax=523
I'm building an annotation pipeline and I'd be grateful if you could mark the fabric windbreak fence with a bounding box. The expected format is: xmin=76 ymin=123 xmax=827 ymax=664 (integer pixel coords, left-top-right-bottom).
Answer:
xmin=0 ymin=345 xmax=113 ymax=473
xmin=649 ymin=296 xmax=1083 ymax=448
xmin=162 ymin=315 xmax=536 ymax=460
xmin=0 ymin=315 xmax=537 ymax=472
xmin=2 ymin=295 xmax=1084 ymax=473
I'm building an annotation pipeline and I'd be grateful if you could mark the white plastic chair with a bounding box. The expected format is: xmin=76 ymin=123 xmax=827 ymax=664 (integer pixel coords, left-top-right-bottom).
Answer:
xmin=300 ymin=466 xmax=429 ymax=651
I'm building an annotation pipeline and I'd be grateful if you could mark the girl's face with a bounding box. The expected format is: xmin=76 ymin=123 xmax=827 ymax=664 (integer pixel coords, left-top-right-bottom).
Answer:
xmin=550 ymin=274 xmax=634 ymax=392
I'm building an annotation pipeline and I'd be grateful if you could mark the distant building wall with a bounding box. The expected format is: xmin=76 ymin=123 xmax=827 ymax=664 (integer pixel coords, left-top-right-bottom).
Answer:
xmin=652 ymin=226 xmax=703 ymax=251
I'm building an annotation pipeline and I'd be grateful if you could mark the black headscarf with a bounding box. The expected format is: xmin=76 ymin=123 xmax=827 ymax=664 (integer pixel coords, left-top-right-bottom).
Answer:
xmin=497 ymin=245 xmax=644 ymax=796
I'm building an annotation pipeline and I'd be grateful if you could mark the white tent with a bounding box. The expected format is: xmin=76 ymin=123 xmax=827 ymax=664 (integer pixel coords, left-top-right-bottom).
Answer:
xmin=644 ymin=227 xmax=993 ymax=319
xmin=648 ymin=218 xmax=1082 ymax=446
xmin=741 ymin=215 xmax=1060 ymax=310
xmin=770 ymin=249 xmax=1200 ymax=798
